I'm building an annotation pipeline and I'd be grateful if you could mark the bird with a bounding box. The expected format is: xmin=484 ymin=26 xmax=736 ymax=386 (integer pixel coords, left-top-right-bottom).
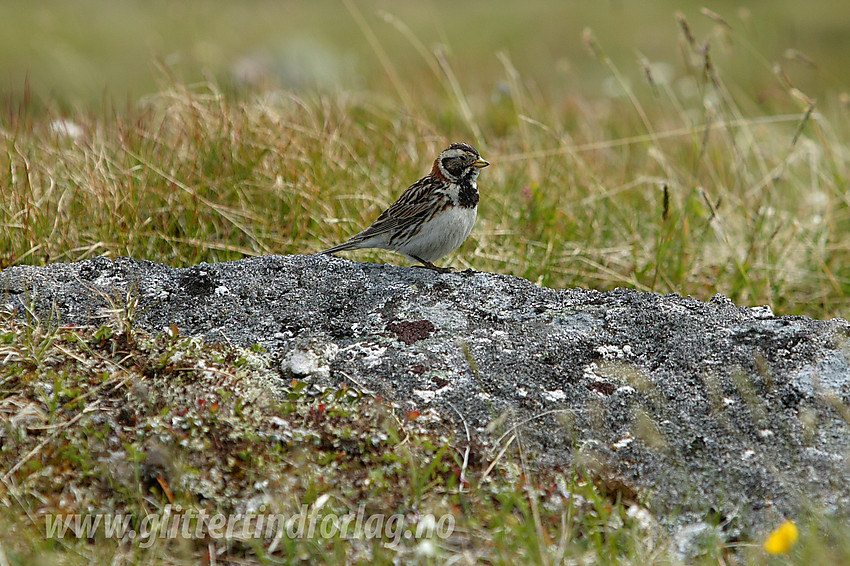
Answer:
xmin=321 ymin=143 xmax=489 ymax=273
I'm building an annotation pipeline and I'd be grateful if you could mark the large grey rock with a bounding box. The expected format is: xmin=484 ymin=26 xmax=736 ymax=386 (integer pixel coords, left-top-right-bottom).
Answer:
xmin=3 ymin=255 xmax=850 ymax=538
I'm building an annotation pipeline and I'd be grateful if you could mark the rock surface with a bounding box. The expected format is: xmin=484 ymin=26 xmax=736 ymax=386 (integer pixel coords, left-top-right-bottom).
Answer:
xmin=3 ymin=254 xmax=850 ymax=538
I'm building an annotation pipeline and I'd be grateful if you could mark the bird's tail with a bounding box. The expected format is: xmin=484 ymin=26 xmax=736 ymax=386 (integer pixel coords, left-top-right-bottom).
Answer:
xmin=320 ymin=240 xmax=361 ymax=255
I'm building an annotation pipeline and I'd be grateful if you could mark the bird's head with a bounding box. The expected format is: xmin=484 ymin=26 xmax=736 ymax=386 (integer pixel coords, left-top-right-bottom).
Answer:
xmin=433 ymin=143 xmax=489 ymax=183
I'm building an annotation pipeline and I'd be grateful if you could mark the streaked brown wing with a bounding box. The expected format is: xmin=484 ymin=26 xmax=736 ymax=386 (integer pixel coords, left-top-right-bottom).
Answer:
xmin=348 ymin=176 xmax=447 ymax=241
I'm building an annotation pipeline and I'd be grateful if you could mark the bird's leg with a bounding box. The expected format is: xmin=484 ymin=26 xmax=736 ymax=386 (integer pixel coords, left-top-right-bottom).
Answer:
xmin=411 ymin=255 xmax=455 ymax=274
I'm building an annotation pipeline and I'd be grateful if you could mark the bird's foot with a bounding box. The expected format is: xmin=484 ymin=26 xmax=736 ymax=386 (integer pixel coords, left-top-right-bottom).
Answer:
xmin=411 ymin=256 xmax=455 ymax=274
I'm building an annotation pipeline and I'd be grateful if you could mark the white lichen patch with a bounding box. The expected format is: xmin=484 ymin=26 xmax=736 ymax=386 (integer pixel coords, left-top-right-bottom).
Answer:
xmin=583 ymin=362 xmax=602 ymax=381
xmin=626 ymin=504 xmax=656 ymax=531
xmin=584 ymin=359 xmax=648 ymax=390
xmin=751 ymin=305 xmax=774 ymax=319
xmin=415 ymin=408 xmax=446 ymax=424
xmin=360 ymin=344 xmax=386 ymax=368
xmin=544 ymin=389 xmax=566 ymax=402
xmin=595 ymin=344 xmax=633 ymax=359
xmin=284 ymin=350 xmax=322 ymax=376
xmin=195 ymin=358 xmax=220 ymax=380
xmin=268 ymin=416 xmax=288 ymax=427
xmin=281 ymin=343 xmax=338 ymax=379
xmin=95 ymin=272 xmax=128 ymax=290
xmin=412 ymin=389 xmax=436 ymax=402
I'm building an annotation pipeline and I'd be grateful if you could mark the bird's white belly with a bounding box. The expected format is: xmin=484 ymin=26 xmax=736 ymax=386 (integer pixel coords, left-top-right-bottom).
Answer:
xmin=398 ymin=206 xmax=477 ymax=262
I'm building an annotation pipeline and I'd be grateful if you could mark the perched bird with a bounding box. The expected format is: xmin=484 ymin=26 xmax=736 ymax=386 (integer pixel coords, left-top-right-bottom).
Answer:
xmin=322 ymin=143 xmax=489 ymax=272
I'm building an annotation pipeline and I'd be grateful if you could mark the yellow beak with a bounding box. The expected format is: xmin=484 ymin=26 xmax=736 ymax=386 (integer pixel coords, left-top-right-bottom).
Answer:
xmin=473 ymin=157 xmax=490 ymax=168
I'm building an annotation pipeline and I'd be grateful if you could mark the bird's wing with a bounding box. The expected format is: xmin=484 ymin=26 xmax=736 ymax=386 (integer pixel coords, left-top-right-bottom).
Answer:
xmin=346 ymin=177 xmax=448 ymax=242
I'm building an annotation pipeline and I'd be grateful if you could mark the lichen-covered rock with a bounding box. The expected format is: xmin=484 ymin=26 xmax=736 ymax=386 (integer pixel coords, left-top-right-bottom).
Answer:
xmin=3 ymin=254 xmax=850 ymax=537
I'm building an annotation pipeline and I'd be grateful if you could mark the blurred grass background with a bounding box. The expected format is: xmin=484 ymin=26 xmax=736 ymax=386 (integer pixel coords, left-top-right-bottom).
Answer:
xmin=2 ymin=0 xmax=850 ymax=318
xmin=3 ymin=0 xmax=849 ymax=106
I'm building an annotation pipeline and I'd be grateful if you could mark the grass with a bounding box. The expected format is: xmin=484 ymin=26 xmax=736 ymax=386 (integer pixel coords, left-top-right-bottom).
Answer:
xmin=2 ymin=1 xmax=850 ymax=563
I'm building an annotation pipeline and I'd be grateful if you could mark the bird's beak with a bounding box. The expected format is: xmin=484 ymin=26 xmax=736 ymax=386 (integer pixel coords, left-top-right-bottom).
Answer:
xmin=473 ymin=157 xmax=490 ymax=168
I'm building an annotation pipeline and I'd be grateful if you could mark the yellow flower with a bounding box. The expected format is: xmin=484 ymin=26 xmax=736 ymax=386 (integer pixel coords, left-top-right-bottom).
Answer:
xmin=763 ymin=520 xmax=799 ymax=555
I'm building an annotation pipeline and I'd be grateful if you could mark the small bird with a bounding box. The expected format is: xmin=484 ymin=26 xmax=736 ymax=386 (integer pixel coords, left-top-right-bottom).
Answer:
xmin=321 ymin=143 xmax=489 ymax=272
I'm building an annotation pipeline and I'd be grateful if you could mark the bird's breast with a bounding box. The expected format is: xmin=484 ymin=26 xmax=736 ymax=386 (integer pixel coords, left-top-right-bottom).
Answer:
xmin=397 ymin=204 xmax=477 ymax=262
xmin=457 ymin=180 xmax=479 ymax=209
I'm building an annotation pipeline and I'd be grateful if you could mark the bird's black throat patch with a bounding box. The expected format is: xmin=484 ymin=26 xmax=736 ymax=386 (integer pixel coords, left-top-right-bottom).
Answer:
xmin=458 ymin=180 xmax=479 ymax=208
